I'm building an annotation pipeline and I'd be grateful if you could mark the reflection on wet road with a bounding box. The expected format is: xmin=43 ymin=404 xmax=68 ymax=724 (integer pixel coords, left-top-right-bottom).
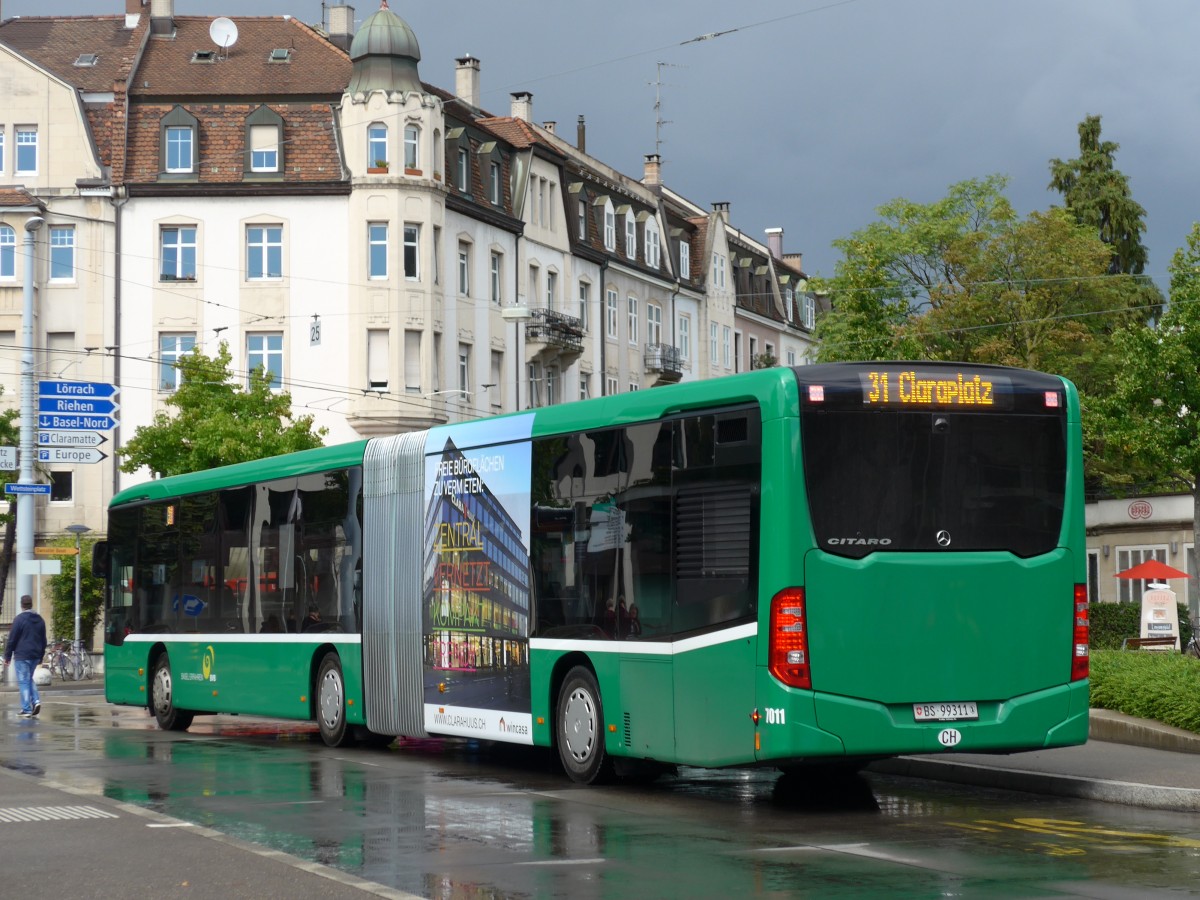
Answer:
xmin=4 ymin=694 xmax=1200 ymax=898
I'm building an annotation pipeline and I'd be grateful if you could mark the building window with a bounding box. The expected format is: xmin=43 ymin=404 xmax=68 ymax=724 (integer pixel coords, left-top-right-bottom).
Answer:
xmin=160 ymin=226 xmax=197 ymax=281
xmin=490 ymin=350 xmax=503 ymax=411
xmin=629 ymin=382 xmax=639 ymax=393
xmin=489 ymin=161 xmax=501 ymax=204
xmin=49 ymin=226 xmax=75 ymax=281
xmin=165 ymin=125 xmax=193 ymax=173
xmin=369 ymin=223 xmax=388 ymax=279
xmin=404 ymin=124 xmax=419 ymax=169
xmin=458 ymin=344 xmax=471 ymax=394
xmin=679 ymin=240 xmax=690 ymax=279
xmin=546 ymin=366 xmax=558 ymax=406
xmin=677 ymin=314 xmax=690 ymax=360
xmin=786 ymin=348 xmax=797 ymax=367
xmin=404 ymin=330 xmax=422 ymax=393
xmin=714 ymin=253 xmax=727 ymax=289
xmin=710 ymin=323 xmax=718 ymax=364
xmin=247 ymin=333 xmax=283 ymax=389
xmin=159 ymin=333 xmax=196 ymax=391
xmin=580 ymin=372 xmax=590 ymax=401
xmin=577 ymin=199 xmax=587 ymax=239
xmin=457 ymin=147 xmax=470 ymax=191
xmin=490 ymin=251 xmax=502 ymax=305
xmin=49 ymin=471 xmax=72 ymax=503
xmin=0 ymin=225 xmax=14 ymax=279
xmin=403 ymin=224 xmax=420 ymax=280
xmin=802 ymin=293 xmax=816 ymax=329
xmin=578 ymin=281 xmax=590 ymax=331
xmin=647 ymin=303 xmax=662 ymax=345
xmin=749 ymin=335 xmax=759 ymax=366
xmin=367 ymin=329 xmax=389 ymax=389
xmin=16 ymin=127 xmax=37 ymax=174
xmin=606 ymin=289 xmax=618 ymax=339
xmin=458 ymin=242 xmax=470 ymax=296
xmin=722 ymin=325 xmax=731 ymax=368
xmin=734 ymin=331 xmax=743 ymax=373
xmin=368 ymin=123 xmax=388 ymax=167
xmin=625 ymin=216 xmax=636 ymax=259
xmin=0 ymin=128 xmax=5 ymax=172
xmin=603 ymin=199 xmax=615 ymax=251
xmin=246 ymin=225 xmax=282 ymax=280
xmin=528 ymin=264 xmax=539 ymax=303
xmin=432 ymin=226 xmax=441 ymax=284
xmin=605 ymin=375 xmax=618 ymax=396
xmin=644 ymin=219 xmax=660 ymax=269
xmin=546 ymin=271 xmax=557 ymax=308
xmin=628 ymin=297 xmax=638 ymax=345
xmin=249 ymin=124 xmax=279 ymax=172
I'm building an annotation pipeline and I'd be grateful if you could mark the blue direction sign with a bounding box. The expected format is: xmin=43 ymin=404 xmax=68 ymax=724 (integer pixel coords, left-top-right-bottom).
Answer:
xmin=38 ymin=396 xmax=119 ymax=416
xmin=37 ymin=414 xmax=119 ymax=431
xmin=39 ymin=380 xmax=119 ymax=399
xmin=5 ymin=483 xmax=51 ymax=495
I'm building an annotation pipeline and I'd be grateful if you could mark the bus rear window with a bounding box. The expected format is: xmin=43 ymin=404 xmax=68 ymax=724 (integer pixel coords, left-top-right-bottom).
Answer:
xmin=802 ymin=408 xmax=1066 ymax=559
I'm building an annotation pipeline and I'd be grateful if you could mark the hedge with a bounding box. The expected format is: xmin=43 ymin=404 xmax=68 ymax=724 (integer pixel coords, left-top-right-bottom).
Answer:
xmin=1089 ymin=649 xmax=1200 ymax=734
xmin=1089 ymin=601 xmax=1193 ymax=650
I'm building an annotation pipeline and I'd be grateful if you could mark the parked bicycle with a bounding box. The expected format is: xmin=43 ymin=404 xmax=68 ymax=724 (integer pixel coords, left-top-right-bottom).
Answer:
xmin=44 ymin=639 xmax=93 ymax=681
xmin=1186 ymin=621 xmax=1200 ymax=659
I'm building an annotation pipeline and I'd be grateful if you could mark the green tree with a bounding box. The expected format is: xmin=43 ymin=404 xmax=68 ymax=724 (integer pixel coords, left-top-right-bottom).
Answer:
xmin=1096 ymin=223 xmax=1200 ymax=623
xmin=119 ymin=342 xmax=327 ymax=478
xmin=0 ymin=389 xmax=22 ymax=612
xmin=47 ymin=536 xmax=104 ymax=644
xmin=1049 ymin=114 xmax=1150 ymax=276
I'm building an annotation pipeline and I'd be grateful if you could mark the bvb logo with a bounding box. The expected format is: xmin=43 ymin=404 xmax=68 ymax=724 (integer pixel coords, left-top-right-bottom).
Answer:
xmin=202 ymin=645 xmax=216 ymax=681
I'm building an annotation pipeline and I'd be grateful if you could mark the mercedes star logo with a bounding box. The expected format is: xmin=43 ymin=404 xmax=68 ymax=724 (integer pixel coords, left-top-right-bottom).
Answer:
xmin=936 ymin=530 xmax=952 ymax=547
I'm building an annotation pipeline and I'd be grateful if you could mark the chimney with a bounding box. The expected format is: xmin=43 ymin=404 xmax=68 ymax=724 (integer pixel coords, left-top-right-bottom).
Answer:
xmin=125 ymin=0 xmax=146 ymax=28
xmin=149 ymin=0 xmax=173 ymax=35
xmin=765 ymin=227 xmax=783 ymax=261
xmin=577 ymin=115 xmax=586 ymax=153
xmin=712 ymin=201 xmax=730 ymax=223
xmin=456 ymin=55 xmax=481 ymax=109
xmin=510 ymin=91 xmax=533 ymax=122
xmin=328 ymin=6 xmax=355 ymax=52
xmin=543 ymin=121 xmax=557 ymax=134
xmin=643 ymin=153 xmax=662 ymax=187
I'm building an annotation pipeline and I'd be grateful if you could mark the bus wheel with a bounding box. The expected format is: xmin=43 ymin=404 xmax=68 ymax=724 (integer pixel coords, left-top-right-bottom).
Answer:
xmin=150 ymin=653 xmax=194 ymax=732
xmin=556 ymin=666 xmax=613 ymax=784
xmin=316 ymin=653 xmax=354 ymax=747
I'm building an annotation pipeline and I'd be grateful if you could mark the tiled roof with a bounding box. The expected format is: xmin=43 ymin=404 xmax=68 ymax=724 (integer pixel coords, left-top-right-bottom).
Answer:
xmin=0 ymin=187 xmax=43 ymax=208
xmin=124 ymin=102 xmax=343 ymax=185
xmin=0 ymin=16 xmax=146 ymax=92
xmin=131 ymin=17 xmax=350 ymax=97
xmin=476 ymin=117 xmax=543 ymax=150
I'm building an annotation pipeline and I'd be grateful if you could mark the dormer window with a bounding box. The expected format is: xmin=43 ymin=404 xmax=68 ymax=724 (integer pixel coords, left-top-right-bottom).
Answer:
xmin=160 ymin=106 xmax=198 ymax=176
xmin=644 ymin=217 xmax=660 ymax=269
xmin=624 ymin=214 xmax=636 ymax=259
xmin=244 ymin=105 xmax=284 ymax=175
xmin=601 ymin=198 xmax=615 ymax=251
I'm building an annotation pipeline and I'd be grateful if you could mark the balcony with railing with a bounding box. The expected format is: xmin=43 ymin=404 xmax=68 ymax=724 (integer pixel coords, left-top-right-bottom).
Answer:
xmin=525 ymin=308 xmax=584 ymax=362
xmin=644 ymin=342 xmax=683 ymax=385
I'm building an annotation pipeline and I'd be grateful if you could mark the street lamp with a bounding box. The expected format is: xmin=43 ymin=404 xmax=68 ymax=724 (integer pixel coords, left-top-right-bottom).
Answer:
xmin=501 ymin=305 xmax=532 ymax=411
xmin=66 ymin=524 xmax=91 ymax=649
xmin=18 ymin=216 xmax=44 ymax=601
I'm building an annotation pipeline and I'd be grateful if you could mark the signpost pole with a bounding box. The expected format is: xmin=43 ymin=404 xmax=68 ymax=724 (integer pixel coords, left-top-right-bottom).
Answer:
xmin=67 ymin=524 xmax=90 ymax=652
xmin=18 ymin=216 xmax=44 ymax=602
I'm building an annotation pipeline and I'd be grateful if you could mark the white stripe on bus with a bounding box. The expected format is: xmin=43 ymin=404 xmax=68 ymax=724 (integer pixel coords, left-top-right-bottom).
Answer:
xmin=123 ymin=633 xmax=362 ymax=645
xmin=530 ymin=622 xmax=757 ymax=656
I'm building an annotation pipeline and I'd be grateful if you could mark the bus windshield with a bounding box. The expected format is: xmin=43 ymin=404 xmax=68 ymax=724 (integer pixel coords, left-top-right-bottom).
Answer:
xmin=798 ymin=365 xmax=1067 ymax=559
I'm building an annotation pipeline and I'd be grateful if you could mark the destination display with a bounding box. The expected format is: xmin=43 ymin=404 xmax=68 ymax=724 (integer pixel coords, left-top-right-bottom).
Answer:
xmin=858 ymin=369 xmax=1013 ymax=408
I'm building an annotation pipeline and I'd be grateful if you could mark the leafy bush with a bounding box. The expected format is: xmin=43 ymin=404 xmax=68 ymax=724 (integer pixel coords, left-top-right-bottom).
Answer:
xmin=1089 ymin=601 xmax=1192 ymax=650
xmin=1090 ymin=649 xmax=1200 ymax=734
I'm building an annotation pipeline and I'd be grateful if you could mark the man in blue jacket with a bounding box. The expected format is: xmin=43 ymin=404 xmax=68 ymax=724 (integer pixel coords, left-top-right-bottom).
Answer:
xmin=3 ymin=595 xmax=47 ymax=718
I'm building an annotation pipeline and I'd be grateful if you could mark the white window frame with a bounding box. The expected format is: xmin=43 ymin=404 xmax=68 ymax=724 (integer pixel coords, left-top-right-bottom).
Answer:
xmin=15 ymin=127 xmax=38 ymax=175
xmin=579 ymin=372 xmax=590 ymax=401
xmin=403 ymin=224 xmax=420 ymax=280
xmin=489 ymin=161 xmax=501 ymax=204
xmin=457 ymin=147 xmax=470 ymax=191
xmin=647 ymin=303 xmax=662 ymax=345
xmin=368 ymin=123 xmax=388 ymax=167
xmin=546 ymin=270 xmax=557 ymax=308
xmin=606 ymin=288 xmax=618 ymax=339
xmin=49 ymin=226 xmax=75 ymax=282
xmin=714 ymin=252 xmax=727 ymax=289
xmin=0 ymin=225 xmax=16 ymax=280
xmin=577 ymin=199 xmax=587 ymax=239
xmin=159 ymin=332 xmax=196 ymax=391
xmin=578 ymin=281 xmax=590 ymax=331
xmin=644 ymin=219 xmax=660 ymax=269
xmin=246 ymin=225 xmax=283 ymax=281
xmin=603 ymin=199 xmax=616 ymax=251
xmin=677 ymin=314 xmax=690 ymax=360
xmin=404 ymin=124 xmax=419 ymax=170
xmin=458 ymin=344 xmax=471 ymax=395
xmin=625 ymin=216 xmax=636 ymax=259
xmin=679 ymin=240 xmax=690 ymax=279
xmin=490 ymin=251 xmax=502 ymax=305
xmin=367 ymin=329 xmax=389 ymax=389
xmin=457 ymin=242 xmax=471 ymax=296
xmin=710 ymin=323 xmax=718 ymax=364
xmin=628 ymin=296 xmax=639 ymax=345
xmin=368 ymin=222 xmax=388 ymax=280
xmin=246 ymin=332 xmax=284 ymax=389
xmin=0 ymin=128 xmax=5 ymax=174
xmin=605 ymin=375 xmax=618 ymax=397
xmin=1116 ymin=545 xmax=1169 ymax=605
xmin=249 ymin=124 xmax=279 ymax=172
xmin=165 ymin=125 xmax=193 ymax=173
xmin=160 ymin=226 xmax=197 ymax=281
xmin=722 ymin=325 xmax=731 ymax=368
xmin=803 ymin=293 xmax=816 ymax=329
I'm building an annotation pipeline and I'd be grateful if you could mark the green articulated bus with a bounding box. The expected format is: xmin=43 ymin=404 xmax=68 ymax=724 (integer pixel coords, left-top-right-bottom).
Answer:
xmin=97 ymin=361 xmax=1089 ymax=784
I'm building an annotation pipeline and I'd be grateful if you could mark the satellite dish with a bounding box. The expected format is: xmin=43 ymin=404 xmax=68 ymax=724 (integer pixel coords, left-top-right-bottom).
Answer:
xmin=209 ymin=17 xmax=239 ymax=53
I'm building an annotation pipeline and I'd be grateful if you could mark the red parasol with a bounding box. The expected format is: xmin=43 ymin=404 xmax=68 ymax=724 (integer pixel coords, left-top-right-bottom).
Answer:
xmin=1114 ymin=559 xmax=1190 ymax=580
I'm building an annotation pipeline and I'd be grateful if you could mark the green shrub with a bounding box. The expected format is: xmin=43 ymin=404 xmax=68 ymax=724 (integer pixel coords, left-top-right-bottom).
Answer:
xmin=1089 ymin=601 xmax=1192 ymax=650
xmin=1090 ymin=649 xmax=1200 ymax=734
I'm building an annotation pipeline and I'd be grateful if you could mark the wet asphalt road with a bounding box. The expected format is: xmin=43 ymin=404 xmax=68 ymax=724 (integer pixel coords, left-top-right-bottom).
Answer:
xmin=3 ymin=691 xmax=1200 ymax=898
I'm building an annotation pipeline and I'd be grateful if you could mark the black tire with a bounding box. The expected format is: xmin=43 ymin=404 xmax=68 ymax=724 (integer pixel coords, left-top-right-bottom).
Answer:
xmin=150 ymin=653 xmax=194 ymax=732
xmin=556 ymin=666 xmax=613 ymax=784
xmin=316 ymin=652 xmax=354 ymax=747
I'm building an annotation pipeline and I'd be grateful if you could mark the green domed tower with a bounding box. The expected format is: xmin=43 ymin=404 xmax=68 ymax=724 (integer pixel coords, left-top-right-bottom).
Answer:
xmin=347 ymin=1 xmax=423 ymax=95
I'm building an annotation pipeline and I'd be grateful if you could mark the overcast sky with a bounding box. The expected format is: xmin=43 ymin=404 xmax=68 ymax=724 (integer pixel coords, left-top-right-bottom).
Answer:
xmin=7 ymin=0 xmax=1196 ymax=288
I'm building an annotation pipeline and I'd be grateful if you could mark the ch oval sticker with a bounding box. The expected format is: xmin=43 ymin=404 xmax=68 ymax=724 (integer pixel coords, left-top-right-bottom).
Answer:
xmin=938 ymin=728 xmax=962 ymax=748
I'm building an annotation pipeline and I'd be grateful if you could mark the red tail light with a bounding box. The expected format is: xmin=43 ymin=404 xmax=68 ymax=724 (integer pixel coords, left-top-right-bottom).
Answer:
xmin=769 ymin=588 xmax=811 ymax=689
xmin=1071 ymin=583 xmax=1089 ymax=681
